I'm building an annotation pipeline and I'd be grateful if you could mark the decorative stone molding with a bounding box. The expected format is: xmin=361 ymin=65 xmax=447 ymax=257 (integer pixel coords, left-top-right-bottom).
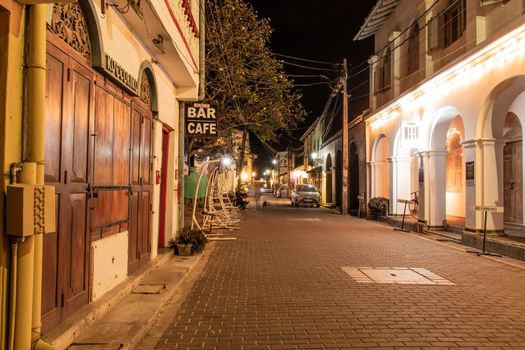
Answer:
xmin=48 ymin=2 xmax=91 ymax=61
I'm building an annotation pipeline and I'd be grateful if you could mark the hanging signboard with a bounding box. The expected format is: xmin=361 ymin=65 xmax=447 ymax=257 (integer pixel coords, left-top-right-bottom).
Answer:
xmin=185 ymin=103 xmax=218 ymax=137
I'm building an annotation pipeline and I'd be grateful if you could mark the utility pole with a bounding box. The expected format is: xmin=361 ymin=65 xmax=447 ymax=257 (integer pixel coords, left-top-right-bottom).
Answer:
xmin=342 ymin=58 xmax=349 ymax=215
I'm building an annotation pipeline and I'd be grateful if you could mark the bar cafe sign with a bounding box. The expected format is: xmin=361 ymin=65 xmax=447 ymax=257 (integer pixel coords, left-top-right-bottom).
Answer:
xmin=185 ymin=103 xmax=218 ymax=137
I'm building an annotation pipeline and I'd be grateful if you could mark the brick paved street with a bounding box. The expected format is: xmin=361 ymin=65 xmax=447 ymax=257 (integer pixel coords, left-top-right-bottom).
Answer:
xmin=155 ymin=198 xmax=525 ymax=349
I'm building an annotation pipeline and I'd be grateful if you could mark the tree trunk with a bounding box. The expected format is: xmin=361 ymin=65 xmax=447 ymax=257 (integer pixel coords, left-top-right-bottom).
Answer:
xmin=237 ymin=128 xmax=248 ymax=188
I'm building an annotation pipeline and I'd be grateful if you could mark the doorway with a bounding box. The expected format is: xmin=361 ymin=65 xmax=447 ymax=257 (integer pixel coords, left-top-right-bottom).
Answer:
xmin=158 ymin=127 xmax=170 ymax=247
xmin=503 ymin=113 xmax=523 ymax=223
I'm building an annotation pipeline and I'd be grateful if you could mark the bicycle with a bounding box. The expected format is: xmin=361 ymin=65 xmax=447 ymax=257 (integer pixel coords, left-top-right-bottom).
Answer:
xmin=409 ymin=191 xmax=419 ymax=219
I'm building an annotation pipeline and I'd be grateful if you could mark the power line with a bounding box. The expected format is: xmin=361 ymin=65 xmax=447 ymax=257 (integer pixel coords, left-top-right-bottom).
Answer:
xmin=273 ymin=52 xmax=341 ymax=66
xmin=282 ymin=60 xmax=340 ymax=72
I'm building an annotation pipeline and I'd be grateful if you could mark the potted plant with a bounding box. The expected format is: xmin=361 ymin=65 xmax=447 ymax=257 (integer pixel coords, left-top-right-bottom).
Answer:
xmin=170 ymin=228 xmax=208 ymax=256
xmin=367 ymin=197 xmax=389 ymax=218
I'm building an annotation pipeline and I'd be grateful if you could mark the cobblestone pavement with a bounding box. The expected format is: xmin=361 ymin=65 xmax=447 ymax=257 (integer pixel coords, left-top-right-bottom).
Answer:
xmin=155 ymin=200 xmax=525 ymax=349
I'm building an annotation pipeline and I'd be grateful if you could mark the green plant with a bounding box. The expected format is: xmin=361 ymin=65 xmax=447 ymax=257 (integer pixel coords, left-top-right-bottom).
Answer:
xmin=175 ymin=228 xmax=208 ymax=254
xmin=368 ymin=197 xmax=389 ymax=215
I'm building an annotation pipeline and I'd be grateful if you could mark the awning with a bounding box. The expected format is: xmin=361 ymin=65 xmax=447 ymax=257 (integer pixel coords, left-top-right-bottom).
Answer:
xmin=354 ymin=0 xmax=400 ymax=41
xmin=306 ymin=166 xmax=322 ymax=174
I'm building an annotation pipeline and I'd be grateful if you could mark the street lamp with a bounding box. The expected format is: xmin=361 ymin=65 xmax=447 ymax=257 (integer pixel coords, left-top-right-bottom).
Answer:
xmin=272 ymin=159 xmax=277 ymax=165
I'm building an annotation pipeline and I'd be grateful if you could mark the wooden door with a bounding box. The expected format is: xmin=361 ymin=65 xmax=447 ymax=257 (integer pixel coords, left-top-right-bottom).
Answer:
xmin=43 ymin=42 xmax=92 ymax=331
xmin=128 ymin=103 xmax=152 ymax=273
xmin=504 ymin=141 xmax=523 ymax=223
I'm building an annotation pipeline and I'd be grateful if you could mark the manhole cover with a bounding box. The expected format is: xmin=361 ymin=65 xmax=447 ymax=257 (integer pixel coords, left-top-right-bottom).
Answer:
xmin=131 ymin=284 xmax=166 ymax=294
xmin=341 ymin=267 xmax=454 ymax=285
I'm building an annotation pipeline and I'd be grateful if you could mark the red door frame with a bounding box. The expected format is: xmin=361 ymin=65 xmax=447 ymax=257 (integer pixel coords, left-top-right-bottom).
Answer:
xmin=158 ymin=126 xmax=170 ymax=247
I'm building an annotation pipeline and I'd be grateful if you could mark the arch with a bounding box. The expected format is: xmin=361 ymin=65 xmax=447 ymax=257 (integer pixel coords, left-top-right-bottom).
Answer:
xmin=335 ymin=149 xmax=342 ymax=208
xmin=371 ymin=135 xmax=390 ymax=200
xmin=325 ymin=153 xmax=333 ymax=204
xmin=371 ymin=133 xmax=387 ymax=162
xmin=429 ymin=106 xmax=463 ymax=151
xmin=325 ymin=153 xmax=332 ymax=172
xmin=427 ymin=109 xmax=466 ymax=226
xmin=48 ymin=0 xmax=104 ymax=65
xmin=348 ymin=141 xmax=360 ymax=214
xmin=477 ymin=76 xmax=525 ymax=139
xmin=138 ymin=61 xmax=159 ymax=113
xmin=78 ymin=0 xmax=104 ymax=66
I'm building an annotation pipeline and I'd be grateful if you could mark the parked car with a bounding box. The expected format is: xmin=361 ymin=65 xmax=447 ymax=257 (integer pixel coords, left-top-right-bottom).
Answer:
xmin=290 ymin=184 xmax=320 ymax=207
xmin=275 ymin=184 xmax=289 ymax=198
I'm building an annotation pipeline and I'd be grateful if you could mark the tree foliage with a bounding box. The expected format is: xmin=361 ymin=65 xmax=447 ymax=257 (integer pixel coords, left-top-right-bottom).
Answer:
xmin=204 ymin=0 xmax=305 ymax=145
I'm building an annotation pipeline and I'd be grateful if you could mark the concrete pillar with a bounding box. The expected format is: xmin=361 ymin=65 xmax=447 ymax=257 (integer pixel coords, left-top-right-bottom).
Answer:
xmin=462 ymin=140 xmax=477 ymax=231
xmin=476 ymin=138 xmax=505 ymax=232
xmin=367 ymin=161 xmax=376 ymax=199
xmin=417 ymin=152 xmax=429 ymax=224
xmin=427 ymin=150 xmax=448 ymax=227
xmin=389 ymin=31 xmax=401 ymax=98
xmin=368 ymin=55 xmax=378 ymax=111
xmin=388 ymin=157 xmax=397 ymax=214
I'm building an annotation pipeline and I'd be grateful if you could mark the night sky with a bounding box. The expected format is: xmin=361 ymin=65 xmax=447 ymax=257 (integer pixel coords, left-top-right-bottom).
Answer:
xmin=244 ymin=0 xmax=378 ymax=170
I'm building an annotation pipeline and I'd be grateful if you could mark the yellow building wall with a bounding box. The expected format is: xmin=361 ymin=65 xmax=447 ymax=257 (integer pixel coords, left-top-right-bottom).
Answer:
xmin=0 ymin=1 xmax=25 ymax=347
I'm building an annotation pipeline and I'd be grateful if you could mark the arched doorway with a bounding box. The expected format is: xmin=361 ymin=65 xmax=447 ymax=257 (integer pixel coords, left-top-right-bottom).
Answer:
xmin=348 ymin=142 xmax=360 ymax=214
xmin=335 ymin=150 xmax=342 ymax=208
xmin=477 ymin=77 xmax=525 ymax=232
xmin=429 ymin=108 xmax=465 ymax=227
xmin=372 ymin=135 xmax=390 ymax=199
xmin=325 ymin=153 xmax=333 ymax=204
xmin=503 ymin=113 xmax=523 ymax=223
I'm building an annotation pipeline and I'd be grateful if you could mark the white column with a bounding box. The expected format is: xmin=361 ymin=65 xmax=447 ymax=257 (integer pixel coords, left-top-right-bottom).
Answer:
xmin=368 ymin=55 xmax=378 ymax=111
xmin=427 ymin=150 xmax=447 ymax=227
xmin=331 ymin=166 xmax=336 ymax=205
xmin=367 ymin=161 xmax=376 ymax=199
xmin=389 ymin=31 xmax=401 ymax=98
xmin=462 ymin=140 xmax=476 ymax=231
xmin=476 ymin=138 xmax=505 ymax=232
xmin=388 ymin=157 xmax=397 ymax=214
xmin=417 ymin=152 xmax=429 ymax=224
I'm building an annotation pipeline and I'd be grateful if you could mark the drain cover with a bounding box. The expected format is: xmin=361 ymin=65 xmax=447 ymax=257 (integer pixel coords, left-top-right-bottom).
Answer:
xmin=131 ymin=283 xmax=166 ymax=294
xmin=68 ymin=343 xmax=122 ymax=350
xmin=287 ymin=218 xmax=321 ymax=222
xmin=342 ymin=267 xmax=454 ymax=285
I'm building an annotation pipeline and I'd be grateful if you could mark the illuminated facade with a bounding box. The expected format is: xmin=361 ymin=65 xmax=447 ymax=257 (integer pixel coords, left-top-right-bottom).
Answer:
xmin=356 ymin=0 xmax=525 ymax=234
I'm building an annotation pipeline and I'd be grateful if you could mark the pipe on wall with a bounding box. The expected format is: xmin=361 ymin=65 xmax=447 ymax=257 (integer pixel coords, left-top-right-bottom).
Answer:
xmin=10 ymin=4 xmax=55 ymax=350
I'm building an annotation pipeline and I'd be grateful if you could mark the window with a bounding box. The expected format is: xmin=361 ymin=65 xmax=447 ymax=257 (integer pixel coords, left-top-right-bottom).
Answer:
xmin=407 ymin=23 xmax=419 ymax=75
xmin=374 ymin=48 xmax=391 ymax=91
xmin=428 ymin=0 xmax=466 ymax=50
xmin=446 ymin=128 xmax=463 ymax=192
xmin=402 ymin=122 xmax=419 ymax=147
xmin=443 ymin=0 xmax=466 ymax=47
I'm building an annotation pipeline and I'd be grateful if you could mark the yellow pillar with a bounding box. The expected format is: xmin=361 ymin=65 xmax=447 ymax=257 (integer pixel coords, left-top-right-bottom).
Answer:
xmin=12 ymin=4 xmax=54 ymax=350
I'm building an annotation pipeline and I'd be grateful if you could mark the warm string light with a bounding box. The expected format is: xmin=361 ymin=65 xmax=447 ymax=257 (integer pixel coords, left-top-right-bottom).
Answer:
xmin=369 ymin=23 xmax=525 ymax=130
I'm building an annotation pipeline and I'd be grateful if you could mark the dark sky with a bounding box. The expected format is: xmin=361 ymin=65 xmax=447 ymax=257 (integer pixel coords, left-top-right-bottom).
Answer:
xmin=244 ymin=0 xmax=377 ymax=170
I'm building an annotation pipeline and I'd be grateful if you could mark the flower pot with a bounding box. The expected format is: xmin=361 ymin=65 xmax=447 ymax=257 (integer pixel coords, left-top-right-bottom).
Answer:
xmin=176 ymin=243 xmax=192 ymax=256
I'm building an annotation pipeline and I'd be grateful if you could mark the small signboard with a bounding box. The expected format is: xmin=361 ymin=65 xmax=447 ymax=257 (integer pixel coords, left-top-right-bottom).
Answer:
xmin=185 ymin=103 xmax=217 ymax=137
xmin=466 ymin=161 xmax=474 ymax=186
xmin=470 ymin=205 xmax=503 ymax=212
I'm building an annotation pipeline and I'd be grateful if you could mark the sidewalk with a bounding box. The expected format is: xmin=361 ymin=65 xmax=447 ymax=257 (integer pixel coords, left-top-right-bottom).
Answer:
xmin=384 ymin=214 xmax=525 ymax=261
xmin=43 ymin=247 xmax=211 ymax=350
